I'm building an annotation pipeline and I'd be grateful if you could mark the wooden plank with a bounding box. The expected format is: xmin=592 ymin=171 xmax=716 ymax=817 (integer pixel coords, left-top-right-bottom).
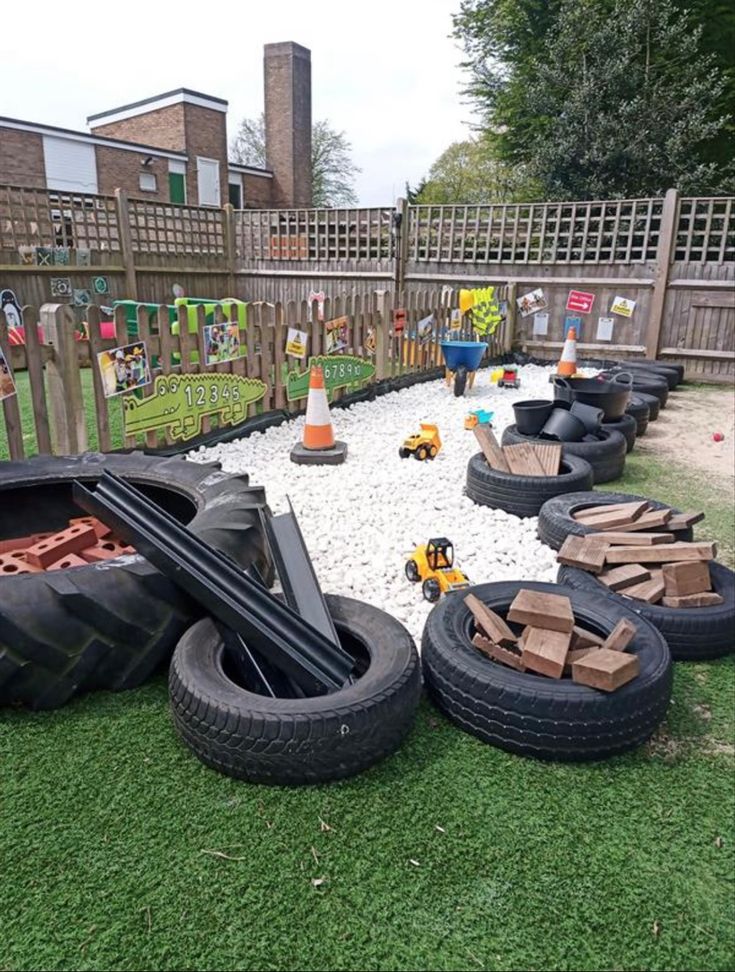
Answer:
xmin=556 ymin=534 xmax=609 ymax=573
xmin=0 ymin=311 xmax=24 ymax=459
xmin=473 ymin=425 xmax=509 ymax=472
xmin=614 ymin=509 xmax=673 ymax=532
xmin=598 ymin=564 xmax=651 ymax=590
xmin=573 ymin=501 xmax=650 ymax=520
xmin=600 ymin=617 xmax=637 ymax=652
xmin=521 ymin=627 xmax=571 ymax=679
xmin=563 ymin=646 xmax=599 ymax=676
xmin=621 ymin=570 xmax=665 ymax=604
xmin=572 ymin=649 xmax=640 ymax=692
xmin=464 ymin=593 xmax=517 ymax=647
xmin=662 ymin=561 xmax=711 ymax=596
xmin=507 ymin=589 xmax=574 ymax=633
xmin=666 ymin=511 xmax=705 ymax=530
xmin=570 ymin=625 xmax=605 ymax=650
xmin=574 ymin=501 xmax=649 ymax=528
xmin=85 ymin=305 xmax=112 ymax=453
xmin=592 ymin=531 xmax=674 ymax=545
xmin=502 ymin=442 xmax=546 ymax=476
xmin=661 ymin=592 xmax=724 ymax=608
xmin=535 ymin=441 xmax=562 ymax=476
xmin=20 ymin=304 xmax=52 ymax=455
xmin=136 ymin=305 xmax=159 ymax=448
xmin=606 ymin=542 xmax=716 ymax=564
xmin=471 ymin=633 xmax=526 ymax=671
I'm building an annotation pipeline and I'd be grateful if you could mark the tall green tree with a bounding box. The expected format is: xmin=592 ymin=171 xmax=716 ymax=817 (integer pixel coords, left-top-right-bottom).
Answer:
xmin=453 ymin=0 xmax=733 ymax=198
xmin=410 ymin=138 xmax=536 ymax=203
xmin=230 ymin=114 xmax=361 ymax=206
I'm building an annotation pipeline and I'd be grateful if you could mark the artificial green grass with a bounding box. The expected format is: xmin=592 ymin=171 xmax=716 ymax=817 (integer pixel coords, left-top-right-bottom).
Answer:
xmin=1 ymin=396 xmax=734 ymax=972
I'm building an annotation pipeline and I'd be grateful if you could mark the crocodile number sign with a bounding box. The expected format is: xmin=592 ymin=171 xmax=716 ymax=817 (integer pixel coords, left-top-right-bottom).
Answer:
xmin=124 ymin=372 xmax=267 ymax=442
xmin=286 ymin=354 xmax=376 ymax=402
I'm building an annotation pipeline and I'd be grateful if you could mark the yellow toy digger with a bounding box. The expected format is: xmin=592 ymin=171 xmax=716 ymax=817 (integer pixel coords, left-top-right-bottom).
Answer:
xmin=399 ymin=423 xmax=441 ymax=461
xmin=405 ymin=537 xmax=470 ymax=602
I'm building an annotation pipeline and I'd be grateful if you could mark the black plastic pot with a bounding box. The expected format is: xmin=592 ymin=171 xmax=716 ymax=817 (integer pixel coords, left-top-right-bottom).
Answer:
xmin=602 ymin=369 xmax=669 ymax=408
xmin=570 ymin=400 xmax=603 ymax=433
xmin=513 ymin=399 xmax=554 ymax=436
xmin=540 ymin=407 xmax=587 ymax=442
xmin=553 ymin=372 xmax=633 ymax=420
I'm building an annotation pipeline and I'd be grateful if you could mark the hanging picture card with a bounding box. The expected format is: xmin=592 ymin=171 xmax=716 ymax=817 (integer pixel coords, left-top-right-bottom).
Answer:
xmin=533 ymin=312 xmax=549 ymax=336
xmin=596 ymin=317 xmax=614 ymax=341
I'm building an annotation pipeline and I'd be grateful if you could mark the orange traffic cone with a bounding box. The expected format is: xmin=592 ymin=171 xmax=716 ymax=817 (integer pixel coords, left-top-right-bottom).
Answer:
xmin=557 ymin=326 xmax=578 ymax=377
xmin=290 ymin=365 xmax=347 ymax=465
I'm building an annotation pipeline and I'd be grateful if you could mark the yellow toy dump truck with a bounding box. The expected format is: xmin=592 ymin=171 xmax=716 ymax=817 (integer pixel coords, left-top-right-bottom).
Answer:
xmin=399 ymin=423 xmax=442 ymax=461
xmin=405 ymin=537 xmax=470 ymax=602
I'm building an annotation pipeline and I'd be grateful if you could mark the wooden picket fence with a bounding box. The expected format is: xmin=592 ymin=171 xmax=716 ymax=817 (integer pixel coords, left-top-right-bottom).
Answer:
xmin=0 ymin=287 xmax=512 ymax=460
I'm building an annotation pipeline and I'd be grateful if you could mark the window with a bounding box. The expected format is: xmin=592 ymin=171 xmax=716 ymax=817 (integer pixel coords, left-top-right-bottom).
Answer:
xmin=139 ymin=171 xmax=157 ymax=192
xmin=228 ymin=181 xmax=242 ymax=208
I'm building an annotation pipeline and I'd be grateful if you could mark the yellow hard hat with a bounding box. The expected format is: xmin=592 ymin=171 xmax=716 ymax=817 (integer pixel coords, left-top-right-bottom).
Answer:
xmin=459 ymin=289 xmax=475 ymax=314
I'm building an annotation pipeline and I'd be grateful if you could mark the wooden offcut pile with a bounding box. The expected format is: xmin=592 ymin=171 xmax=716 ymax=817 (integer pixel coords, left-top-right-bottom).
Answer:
xmin=563 ymin=500 xmax=722 ymax=607
xmin=0 ymin=517 xmax=134 ymax=575
xmin=474 ymin=426 xmax=562 ymax=476
xmin=466 ymin=589 xmax=639 ymax=692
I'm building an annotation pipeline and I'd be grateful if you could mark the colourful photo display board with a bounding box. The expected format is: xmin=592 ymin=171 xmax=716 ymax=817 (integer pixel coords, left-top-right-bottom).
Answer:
xmin=287 ymin=355 xmax=376 ymax=402
xmin=123 ymin=373 xmax=267 ymax=442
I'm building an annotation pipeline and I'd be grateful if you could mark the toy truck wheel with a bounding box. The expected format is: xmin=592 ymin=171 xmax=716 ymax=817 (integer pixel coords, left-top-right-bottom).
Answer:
xmin=428 ymin=446 xmax=438 ymax=459
xmin=423 ymin=578 xmax=441 ymax=603
xmin=398 ymin=447 xmax=410 ymax=459
xmin=415 ymin=446 xmax=428 ymax=461
xmin=405 ymin=560 xmax=420 ymax=582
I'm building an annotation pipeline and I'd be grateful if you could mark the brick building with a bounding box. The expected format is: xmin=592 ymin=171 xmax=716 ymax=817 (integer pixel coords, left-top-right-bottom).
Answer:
xmin=0 ymin=41 xmax=311 ymax=209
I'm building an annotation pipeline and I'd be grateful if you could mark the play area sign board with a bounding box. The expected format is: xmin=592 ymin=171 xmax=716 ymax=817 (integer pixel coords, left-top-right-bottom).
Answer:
xmin=566 ymin=290 xmax=595 ymax=314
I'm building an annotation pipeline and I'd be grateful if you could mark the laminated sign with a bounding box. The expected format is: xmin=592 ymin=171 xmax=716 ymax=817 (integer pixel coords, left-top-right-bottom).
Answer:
xmin=566 ymin=290 xmax=595 ymax=314
xmin=611 ymin=296 xmax=636 ymax=318
xmin=286 ymin=327 xmax=308 ymax=358
xmin=516 ymin=288 xmax=547 ymax=317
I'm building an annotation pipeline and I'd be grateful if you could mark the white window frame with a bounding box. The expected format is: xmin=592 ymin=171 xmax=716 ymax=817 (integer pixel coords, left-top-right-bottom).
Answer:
xmin=139 ymin=171 xmax=158 ymax=193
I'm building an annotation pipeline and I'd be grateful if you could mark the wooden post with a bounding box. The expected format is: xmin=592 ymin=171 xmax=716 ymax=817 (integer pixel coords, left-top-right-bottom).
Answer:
xmin=115 ymin=188 xmax=138 ymax=300
xmin=0 ymin=310 xmax=25 ymax=459
xmin=223 ymin=203 xmax=237 ymax=296
xmin=42 ymin=303 xmax=88 ymax=455
xmin=393 ymin=197 xmax=409 ymax=304
xmin=505 ymin=280 xmax=518 ymax=353
xmin=375 ymin=290 xmax=392 ymax=381
xmin=646 ymin=188 xmax=679 ymax=359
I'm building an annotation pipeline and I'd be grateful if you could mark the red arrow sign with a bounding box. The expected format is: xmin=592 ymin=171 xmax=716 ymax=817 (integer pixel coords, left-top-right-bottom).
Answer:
xmin=566 ymin=290 xmax=596 ymax=314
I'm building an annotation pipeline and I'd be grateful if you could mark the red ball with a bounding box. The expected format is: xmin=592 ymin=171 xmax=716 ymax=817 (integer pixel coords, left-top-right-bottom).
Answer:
xmin=713 ymin=432 xmax=725 ymax=442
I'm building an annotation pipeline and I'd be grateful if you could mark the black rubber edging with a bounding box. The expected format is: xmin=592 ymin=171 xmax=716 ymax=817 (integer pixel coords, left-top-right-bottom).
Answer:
xmin=421 ymin=580 xmax=672 ymax=761
xmin=169 ymin=593 xmax=422 ymax=785
xmin=465 ymin=453 xmax=594 ymax=518
xmin=536 ymin=490 xmax=694 ymax=550
xmin=0 ymin=452 xmax=271 ymax=710
xmin=557 ymin=563 xmax=735 ymax=662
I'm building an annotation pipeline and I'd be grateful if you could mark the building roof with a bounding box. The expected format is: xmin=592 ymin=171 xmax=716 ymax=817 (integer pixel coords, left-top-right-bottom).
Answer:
xmin=228 ymin=161 xmax=273 ymax=178
xmin=87 ymin=88 xmax=228 ymax=126
xmin=0 ymin=115 xmax=188 ymax=161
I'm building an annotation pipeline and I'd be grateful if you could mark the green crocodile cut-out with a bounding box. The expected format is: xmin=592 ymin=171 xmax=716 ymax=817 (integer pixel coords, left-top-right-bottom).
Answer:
xmin=286 ymin=355 xmax=376 ymax=402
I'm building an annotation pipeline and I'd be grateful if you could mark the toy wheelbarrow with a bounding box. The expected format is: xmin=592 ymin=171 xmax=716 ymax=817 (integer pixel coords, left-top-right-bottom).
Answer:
xmin=440 ymin=341 xmax=487 ymax=397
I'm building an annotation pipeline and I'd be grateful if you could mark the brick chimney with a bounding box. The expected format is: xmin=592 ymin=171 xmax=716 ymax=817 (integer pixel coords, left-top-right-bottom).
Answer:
xmin=264 ymin=42 xmax=312 ymax=208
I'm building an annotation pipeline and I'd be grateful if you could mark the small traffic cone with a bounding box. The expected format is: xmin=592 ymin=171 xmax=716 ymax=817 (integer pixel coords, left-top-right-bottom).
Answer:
xmin=290 ymin=365 xmax=347 ymax=465
xmin=557 ymin=326 xmax=578 ymax=377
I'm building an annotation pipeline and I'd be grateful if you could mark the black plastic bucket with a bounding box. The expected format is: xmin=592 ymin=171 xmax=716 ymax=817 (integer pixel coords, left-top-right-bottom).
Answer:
xmin=513 ymin=400 xmax=554 ymax=436
xmin=540 ymin=407 xmax=587 ymax=442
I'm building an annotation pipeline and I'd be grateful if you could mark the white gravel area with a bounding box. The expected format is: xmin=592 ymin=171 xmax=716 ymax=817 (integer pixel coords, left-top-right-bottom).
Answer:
xmin=190 ymin=363 xmax=587 ymax=645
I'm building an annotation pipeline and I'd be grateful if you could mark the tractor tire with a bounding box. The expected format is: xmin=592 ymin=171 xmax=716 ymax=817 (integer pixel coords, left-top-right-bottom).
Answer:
xmin=601 ymin=413 xmax=637 ymax=453
xmin=536 ymin=490 xmax=693 ymax=551
xmin=422 ymin=581 xmax=672 ymax=761
xmin=0 ymin=452 xmax=271 ymax=710
xmin=454 ymin=366 xmax=468 ymax=398
xmin=557 ymin=562 xmax=734 ymax=661
xmin=501 ymin=425 xmax=626 ymax=484
xmin=465 ymin=452 xmax=594 ymax=518
xmin=405 ymin=560 xmax=420 ymax=582
xmin=625 ymin=395 xmax=650 ymax=437
xmin=169 ymin=595 xmax=422 ymax=785
xmin=423 ymin=578 xmax=442 ymax=603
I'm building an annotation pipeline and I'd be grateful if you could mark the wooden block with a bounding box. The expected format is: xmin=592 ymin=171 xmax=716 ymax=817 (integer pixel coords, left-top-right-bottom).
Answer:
xmin=534 ymin=442 xmax=562 ymax=476
xmin=572 ymin=649 xmax=640 ymax=692
xmin=600 ymin=617 xmax=637 ymax=652
xmin=472 ymin=633 xmax=526 ymax=671
xmin=665 ymin=511 xmax=705 ymax=530
xmin=0 ymin=553 xmax=42 ymax=575
xmin=605 ymin=542 xmax=716 ymax=565
xmin=570 ymin=625 xmax=605 ymax=650
xmin=80 ymin=539 xmax=134 ymax=563
xmin=556 ymin=534 xmax=609 ymax=574
xmin=563 ymin=646 xmax=600 ymax=676
xmin=474 ymin=426 xmax=509 ymax=472
xmin=598 ymin=563 xmax=651 ymax=591
xmin=0 ymin=534 xmax=38 ymax=555
xmin=573 ymin=500 xmax=650 ymax=520
xmin=507 ymin=589 xmax=574 ymax=633
xmin=661 ymin=592 xmax=724 ymax=608
xmin=621 ymin=570 xmax=665 ymax=604
xmin=592 ymin=532 xmax=674 ymax=546
xmin=464 ymin=593 xmax=517 ymax=647
xmin=662 ymin=561 xmax=711 ymax=597
xmin=573 ymin=501 xmax=649 ymax=528
xmin=25 ymin=525 xmax=98 ymax=569
xmin=503 ymin=443 xmax=547 ymax=476
xmin=69 ymin=515 xmax=113 ymax=539
xmin=46 ymin=553 xmax=89 ymax=571
xmin=614 ymin=509 xmax=672 ymax=532
xmin=521 ymin=627 xmax=571 ymax=678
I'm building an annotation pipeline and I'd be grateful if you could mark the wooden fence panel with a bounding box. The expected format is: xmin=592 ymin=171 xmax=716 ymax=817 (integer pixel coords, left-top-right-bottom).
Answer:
xmin=0 ymin=312 xmax=25 ymax=459
xmin=20 ymin=304 xmax=52 ymax=455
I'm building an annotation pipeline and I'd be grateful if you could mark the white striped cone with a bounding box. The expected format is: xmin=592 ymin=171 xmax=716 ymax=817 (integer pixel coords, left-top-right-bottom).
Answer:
xmin=302 ymin=366 xmax=336 ymax=449
xmin=557 ymin=326 xmax=578 ymax=377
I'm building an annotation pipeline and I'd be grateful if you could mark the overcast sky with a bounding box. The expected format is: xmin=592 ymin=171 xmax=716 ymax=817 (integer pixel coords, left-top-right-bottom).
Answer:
xmin=1 ymin=0 xmax=472 ymax=205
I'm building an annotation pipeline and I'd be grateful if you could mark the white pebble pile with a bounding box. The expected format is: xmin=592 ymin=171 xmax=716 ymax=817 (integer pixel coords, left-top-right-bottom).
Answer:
xmin=190 ymin=363 xmax=585 ymax=646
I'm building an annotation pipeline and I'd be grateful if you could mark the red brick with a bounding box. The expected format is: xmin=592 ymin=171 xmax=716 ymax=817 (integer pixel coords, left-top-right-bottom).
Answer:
xmin=46 ymin=553 xmax=89 ymax=571
xmin=25 ymin=525 xmax=97 ymax=569
xmin=0 ymin=554 xmax=41 ymax=575
xmin=80 ymin=540 xmax=133 ymax=562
